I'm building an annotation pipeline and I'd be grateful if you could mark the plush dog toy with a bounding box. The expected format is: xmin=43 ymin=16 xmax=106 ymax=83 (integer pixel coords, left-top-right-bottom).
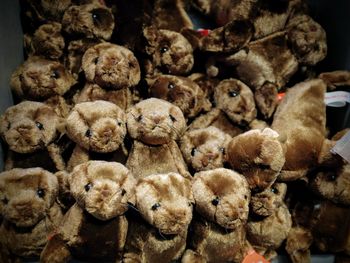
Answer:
xmin=180 ymin=126 xmax=231 ymax=172
xmin=226 ymin=128 xmax=285 ymax=191
xmin=123 ymin=172 xmax=194 ymax=263
xmin=0 ymin=168 xmax=63 ymax=262
xmin=10 ymin=56 xmax=76 ymax=101
xmin=40 ymin=161 xmax=136 ymax=262
xmin=82 ymin=42 xmax=141 ymax=89
xmin=182 ymin=168 xmax=251 ymax=263
xmin=126 ymin=98 xmax=190 ymax=179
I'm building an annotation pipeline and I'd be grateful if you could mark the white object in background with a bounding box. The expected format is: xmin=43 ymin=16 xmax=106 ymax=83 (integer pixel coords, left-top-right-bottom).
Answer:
xmin=331 ymin=130 xmax=350 ymax=163
xmin=325 ymin=91 xmax=350 ymax=107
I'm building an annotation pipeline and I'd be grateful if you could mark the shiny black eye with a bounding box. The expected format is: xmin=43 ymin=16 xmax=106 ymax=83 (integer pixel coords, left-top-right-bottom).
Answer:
xmin=219 ymin=147 xmax=225 ymax=154
xmin=228 ymin=90 xmax=239 ymax=97
xmin=327 ymin=174 xmax=337 ymax=181
xmin=117 ymin=121 xmax=123 ymax=127
xmin=91 ymin=10 xmax=101 ymax=24
xmin=85 ymin=183 xmax=93 ymax=192
xmin=37 ymin=189 xmax=45 ymax=198
xmin=137 ymin=115 xmax=143 ymax=122
xmin=160 ymin=47 xmax=168 ymax=53
xmin=169 ymin=115 xmax=176 ymax=122
xmin=188 ymin=202 xmax=193 ymax=207
xmin=271 ymin=187 xmax=279 ymax=194
xmin=93 ymin=57 xmax=99 ymax=64
xmin=51 ymin=70 xmax=60 ymax=79
xmin=85 ymin=129 xmax=92 ymax=137
xmin=36 ymin=122 xmax=44 ymax=130
xmin=151 ymin=203 xmax=161 ymax=211
xmin=168 ymin=83 xmax=175 ymax=89
xmin=121 ymin=189 xmax=126 ymax=196
xmin=244 ymin=195 xmax=248 ymax=200
xmin=2 ymin=197 xmax=8 ymax=204
xmin=211 ymin=197 xmax=220 ymax=206
xmin=191 ymin=148 xmax=197 ymax=156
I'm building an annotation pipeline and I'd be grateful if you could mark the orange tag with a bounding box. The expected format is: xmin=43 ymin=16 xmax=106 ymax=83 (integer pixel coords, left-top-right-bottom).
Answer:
xmin=277 ymin=92 xmax=285 ymax=101
xmin=47 ymin=230 xmax=57 ymax=241
xmin=197 ymin=29 xmax=211 ymax=37
xmin=242 ymin=250 xmax=270 ymax=263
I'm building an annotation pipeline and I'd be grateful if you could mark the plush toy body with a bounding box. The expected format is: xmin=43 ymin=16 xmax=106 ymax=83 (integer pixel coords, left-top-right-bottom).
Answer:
xmin=126 ymin=98 xmax=190 ymax=179
xmin=40 ymin=161 xmax=136 ymax=262
xmin=183 ymin=168 xmax=251 ymax=263
xmin=0 ymin=168 xmax=63 ymax=261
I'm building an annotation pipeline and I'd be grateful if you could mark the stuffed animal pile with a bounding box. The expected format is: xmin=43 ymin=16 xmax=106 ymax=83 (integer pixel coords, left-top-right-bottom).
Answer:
xmin=0 ymin=0 xmax=350 ymax=262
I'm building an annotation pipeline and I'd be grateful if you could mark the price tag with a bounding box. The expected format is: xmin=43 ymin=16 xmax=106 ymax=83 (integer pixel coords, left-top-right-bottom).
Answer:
xmin=242 ymin=250 xmax=269 ymax=263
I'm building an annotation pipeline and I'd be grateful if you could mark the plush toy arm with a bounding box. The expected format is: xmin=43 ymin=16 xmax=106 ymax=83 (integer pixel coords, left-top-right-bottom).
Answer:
xmin=181 ymin=249 xmax=206 ymax=263
xmin=40 ymin=234 xmax=71 ymax=263
xmin=67 ymin=145 xmax=89 ymax=172
xmin=169 ymin=141 xmax=192 ymax=179
xmin=47 ymin=143 xmax=66 ymax=171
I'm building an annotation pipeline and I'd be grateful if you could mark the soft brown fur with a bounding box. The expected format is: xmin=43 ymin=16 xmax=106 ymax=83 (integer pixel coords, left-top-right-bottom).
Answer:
xmin=188 ymin=73 xmax=220 ymax=101
xmin=180 ymin=126 xmax=231 ymax=172
xmin=287 ymin=14 xmax=327 ymax=66
xmin=24 ymin=22 xmax=65 ymax=60
xmin=41 ymin=161 xmax=136 ymax=262
xmin=62 ymin=2 xmax=114 ymax=40
xmin=123 ymin=172 xmax=193 ymax=263
xmin=182 ymin=168 xmax=251 ymax=263
xmin=254 ymin=82 xmax=278 ymax=119
xmin=82 ymin=42 xmax=141 ymax=89
xmin=126 ymin=98 xmax=190 ymax=179
xmin=214 ymin=78 xmax=257 ymax=125
xmin=143 ymin=26 xmax=194 ymax=76
xmin=286 ymin=227 xmax=313 ymax=263
xmin=150 ymin=75 xmax=211 ymax=118
xmin=247 ymin=186 xmax=292 ymax=260
xmin=319 ymin=70 xmax=350 ymax=89
xmin=271 ymin=79 xmax=326 ymax=181
xmin=0 ymin=168 xmax=63 ymax=260
xmin=10 ymin=56 xmax=76 ymax=100
xmin=226 ymin=128 xmax=285 ymax=191
xmin=66 ymin=100 xmax=126 ymax=153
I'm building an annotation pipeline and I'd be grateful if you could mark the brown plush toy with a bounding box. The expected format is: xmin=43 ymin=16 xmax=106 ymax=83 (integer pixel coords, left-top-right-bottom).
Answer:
xmin=285 ymin=226 xmax=313 ymax=263
xmin=126 ymin=98 xmax=190 ymax=179
xmin=180 ymin=126 xmax=231 ymax=172
xmin=247 ymin=183 xmax=292 ymax=260
xmin=142 ymin=26 xmax=194 ymax=77
xmin=226 ymin=128 xmax=285 ymax=192
xmin=10 ymin=56 xmax=76 ymax=101
xmin=123 ymin=172 xmax=194 ymax=263
xmin=24 ymin=22 xmax=65 ymax=60
xmin=40 ymin=161 xmax=136 ymax=263
xmin=0 ymin=101 xmax=67 ymax=171
xmin=0 ymin=168 xmax=63 ymax=262
xmin=62 ymin=2 xmax=115 ymax=40
xmin=82 ymin=42 xmax=141 ymax=89
xmin=182 ymin=168 xmax=251 ymax=263
xmin=271 ymin=78 xmax=326 ymax=181
xmin=149 ymin=74 xmax=211 ymax=119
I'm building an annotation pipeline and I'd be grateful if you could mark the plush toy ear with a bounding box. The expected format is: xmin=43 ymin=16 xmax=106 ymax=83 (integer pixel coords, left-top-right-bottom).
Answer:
xmin=9 ymin=65 xmax=24 ymax=98
xmin=124 ymin=171 xmax=137 ymax=206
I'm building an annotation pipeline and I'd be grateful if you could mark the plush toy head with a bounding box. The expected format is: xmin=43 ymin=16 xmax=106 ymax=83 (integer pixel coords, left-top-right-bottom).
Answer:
xmin=66 ymin=100 xmax=126 ymax=153
xmin=24 ymin=22 xmax=65 ymax=60
xmin=135 ymin=172 xmax=193 ymax=235
xmin=192 ymin=168 xmax=250 ymax=229
xmin=250 ymin=183 xmax=287 ymax=217
xmin=69 ymin=161 xmax=136 ymax=220
xmin=0 ymin=168 xmax=58 ymax=228
xmin=126 ymin=98 xmax=186 ymax=145
xmin=10 ymin=56 xmax=76 ymax=100
xmin=0 ymin=101 xmax=60 ymax=153
xmin=180 ymin=126 xmax=231 ymax=172
xmin=143 ymin=27 xmax=194 ymax=76
xmin=62 ymin=2 xmax=114 ymax=40
xmin=287 ymin=15 xmax=327 ymax=66
xmin=82 ymin=43 xmax=141 ymax=89
xmin=213 ymin=78 xmax=256 ymax=125
xmin=226 ymin=128 xmax=285 ymax=191
xmin=149 ymin=75 xmax=211 ymax=118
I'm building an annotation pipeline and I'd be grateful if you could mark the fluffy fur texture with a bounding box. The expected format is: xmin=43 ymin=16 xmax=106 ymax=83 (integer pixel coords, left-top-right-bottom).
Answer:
xmin=286 ymin=227 xmax=313 ymax=263
xmin=126 ymin=98 xmax=190 ymax=179
xmin=66 ymin=100 xmax=126 ymax=153
xmin=123 ymin=172 xmax=193 ymax=263
xmin=41 ymin=161 xmax=136 ymax=262
xmin=0 ymin=101 xmax=60 ymax=154
xmin=183 ymin=168 xmax=251 ymax=263
xmin=180 ymin=126 xmax=231 ymax=172
xmin=62 ymin=2 xmax=114 ymax=40
xmin=24 ymin=22 xmax=65 ymax=60
xmin=150 ymin=75 xmax=211 ymax=118
xmin=287 ymin=14 xmax=327 ymax=66
xmin=247 ymin=183 xmax=292 ymax=260
xmin=213 ymin=78 xmax=257 ymax=125
xmin=254 ymin=82 xmax=278 ymax=119
xmin=319 ymin=70 xmax=350 ymax=89
xmin=271 ymin=79 xmax=326 ymax=181
xmin=82 ymin=42 xmax=141 ymax=89
xmin=143 ymin=27 xmax=194 ymax=76
xmin=10 ymin=56 xmax=76 ymax=100
xmin=226 ymin=128 xmax=285 ymax=191
xmin=0 ymin=168 xmax=63 ymax=259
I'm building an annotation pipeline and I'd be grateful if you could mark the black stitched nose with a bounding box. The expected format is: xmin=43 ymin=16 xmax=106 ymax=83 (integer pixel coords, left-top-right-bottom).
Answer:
xmin=212 ymin=197 xmax=220 ymax=206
